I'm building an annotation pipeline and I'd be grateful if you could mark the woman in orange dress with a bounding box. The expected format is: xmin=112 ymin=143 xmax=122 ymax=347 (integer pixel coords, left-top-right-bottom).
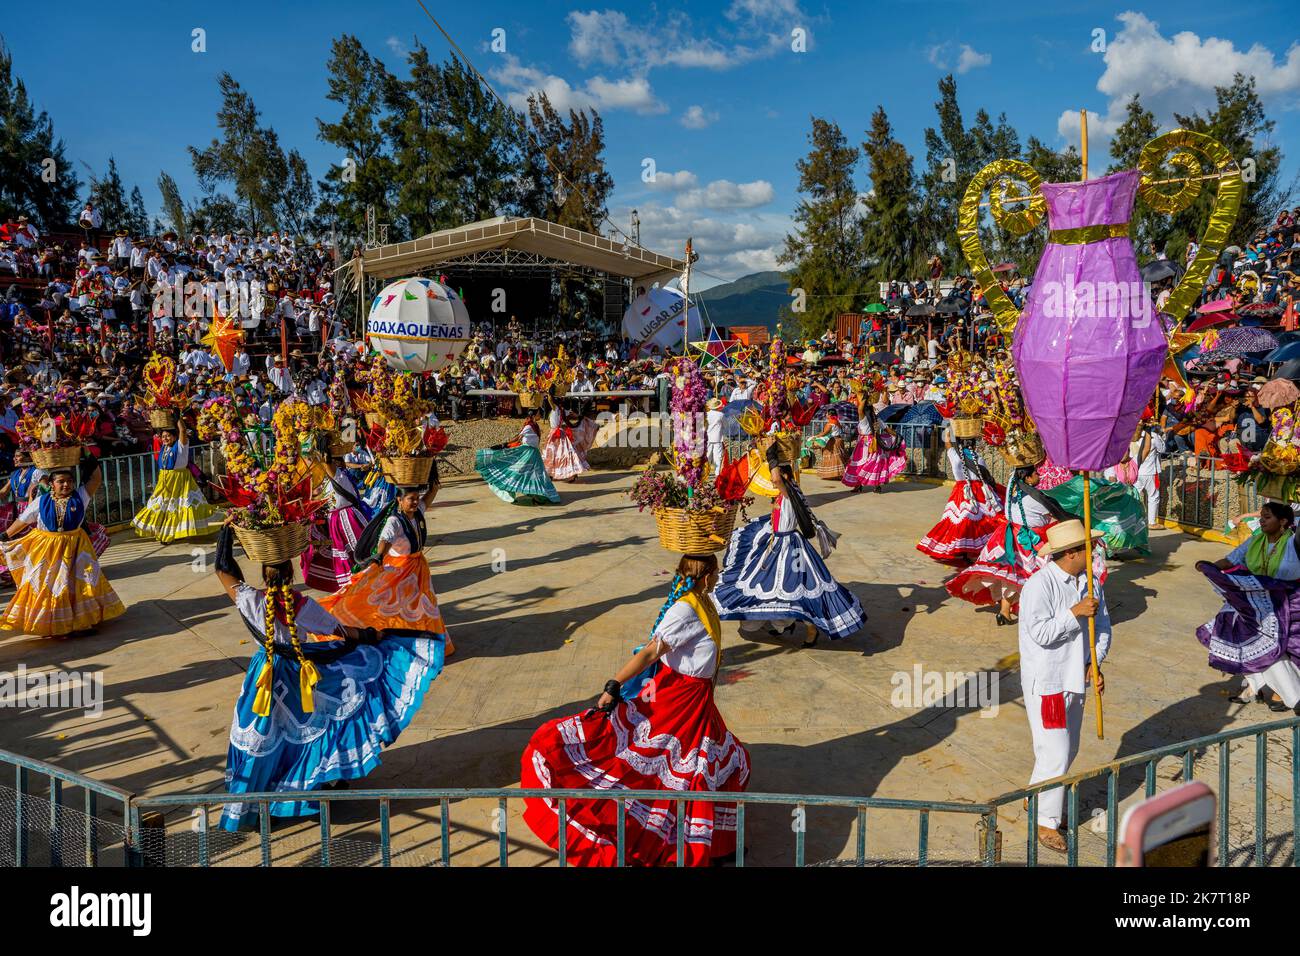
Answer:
xmin=318 ymin=483 xmax=454 ymax=655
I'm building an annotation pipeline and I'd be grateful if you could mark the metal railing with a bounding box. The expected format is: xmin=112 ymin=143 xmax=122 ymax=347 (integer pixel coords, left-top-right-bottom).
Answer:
xmin=4 ymin=714 xmax=1298 ymax=867
xmin=0 ymin=748 xmax=132 ymax=868
xmin=127 ymin=788 xmax=993 ymax=868
xmin=798 ymin=419 xmax=1256 ymax=534
xmin=986 ymin=716 xmax=1300 ymax=867
xmin=84 ymin=444 xmax=221 ymax=528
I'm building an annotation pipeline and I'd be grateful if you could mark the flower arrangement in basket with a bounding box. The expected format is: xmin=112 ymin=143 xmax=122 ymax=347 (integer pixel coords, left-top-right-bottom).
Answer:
xmin=14 ymin=386 xmax=95 ymax=470
xmin=629 ymin=357 xmax=749 ymax=553
xmin=198 ymin=396 xmax=325 ymax=562
xmin=141 ymin=354 xmax=189 ymax=431
xmin=1230 ymin=407 xmax=1300 ymax=503
xmin=358 ymin=366 xmax=444 ymax=486
xmin=756 ymin=339 xmax=805 ymax=463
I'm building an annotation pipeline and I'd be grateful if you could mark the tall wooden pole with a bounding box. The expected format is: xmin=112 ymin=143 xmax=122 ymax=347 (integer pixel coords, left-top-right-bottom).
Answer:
xmin=1080 ymin=107 xmax=1104 ymax=739
xmin=682 ymin=237 xmax=693 ymax=355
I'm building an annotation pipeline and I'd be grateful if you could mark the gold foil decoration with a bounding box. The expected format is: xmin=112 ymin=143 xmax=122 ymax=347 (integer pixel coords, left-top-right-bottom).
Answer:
xmin=1047 ymin=222 xmax=1130 ymax=245
xmin=958 ymin=159 xmax=1046 ymax=335
xmin=1137 ymin=129 xmax=1243 ymax=328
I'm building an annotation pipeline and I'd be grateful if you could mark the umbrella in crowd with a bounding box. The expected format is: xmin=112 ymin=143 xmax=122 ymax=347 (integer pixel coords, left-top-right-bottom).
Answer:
xmin=864 ymin=303 xmax=888 ymax=313
xmin=1140 ymin=260 xmax=1180 ymax=283
xmin=1277 ymin=357 xmax=1300 ymax=382
xmin=991 ymin=261 xmax=1018 ymax=273
xmin=1265 ymin=340 xmax=1300 ymax=363
xmin=1198 ymin=326 xmax=1279 ymax=359
xmin=1257 ymin=378 xmax=1300 ymax=409
xmin=1238 ymin=302 xmax=1284 ymax=319
xmin=935 ymin=296 xmax=965 ymax=315
xmin=1187 ymin=299 xmax=1239 ymax=332
xmin=865 ymin=351 xmax=901 ymax=365
xmin=905 ymin=304 xmax=934 ymax=317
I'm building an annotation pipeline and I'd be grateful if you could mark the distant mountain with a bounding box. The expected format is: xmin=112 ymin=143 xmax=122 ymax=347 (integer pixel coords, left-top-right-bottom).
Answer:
xmin=692 ymin=270 xmax=790 ymax=331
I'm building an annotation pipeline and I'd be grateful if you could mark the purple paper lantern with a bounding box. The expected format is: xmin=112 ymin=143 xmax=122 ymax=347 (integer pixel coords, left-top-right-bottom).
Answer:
xmin=1012 ymin=169 xmax=1164 ymax=471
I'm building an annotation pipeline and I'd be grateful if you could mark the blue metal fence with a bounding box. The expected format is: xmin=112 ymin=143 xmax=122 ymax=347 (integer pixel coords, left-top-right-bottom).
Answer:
xmin=84 ymin=443 xmax=220 ymax=528
xmin=2 ymin=715 xmax=1297 ymax=867
xmin=986 ymin=716 xmax=1300 ymax=867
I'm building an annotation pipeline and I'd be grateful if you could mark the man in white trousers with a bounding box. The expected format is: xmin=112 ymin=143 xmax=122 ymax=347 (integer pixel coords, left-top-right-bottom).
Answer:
xmin=1018 ymin=520 xmax=1111 ymax=853
xmin=1134 ymin=422 xmax=1165 ymax=529
xmin=706 ymin=397 xmax=725 ymax=473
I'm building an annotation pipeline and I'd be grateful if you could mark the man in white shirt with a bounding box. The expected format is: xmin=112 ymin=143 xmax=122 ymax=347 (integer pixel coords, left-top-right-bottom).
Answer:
xmin=267 ymin=355 xmax=294 ymax=394
xmin=729 ymin=377 xmax=756 ymax=402
xmin=1018 ymin=520 xmax=1110 ymax=853
xmin=230 ymin=345 xmax=251 ymax=378
xmin=706 ymin=397 xmax=725 ymax=472
xmin=1134 ymin=423 xmax=1166 ymax=529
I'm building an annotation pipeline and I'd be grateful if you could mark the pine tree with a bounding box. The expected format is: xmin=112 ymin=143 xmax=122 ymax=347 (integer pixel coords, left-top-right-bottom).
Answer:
xmin=917 ymin=75 xmax=980 ymax=274
xmin=383 ymin=42 xmax=455 ymax=238
xmin=1172 ymin=74 xmax=1294 ymax=253
xmin=860 ymin=106 xmax=922 ymax=289
xmin=189 ymin=72 xmax=287 ymax=232
xmin=316 ymin=35 xmax=399 ymax=243
xmin=0 ymin=40 xmax=80 ymax=225
xmin=778 ymin=116 xmax=865 ymax=336
xmin=127 ymin=186 xmax=149 ymax=235
xmin=85 ymin=157 xmax=130 ymax=232
xmin=157 ymin=170 xmax=188 ymax=236
xmin=524 ymin=92 xmax=614 ymax=233
xmin=278 ymin=149 xmax=317 ymax=238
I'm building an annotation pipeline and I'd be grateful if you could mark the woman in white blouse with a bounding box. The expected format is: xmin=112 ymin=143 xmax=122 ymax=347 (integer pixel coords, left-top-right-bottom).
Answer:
xmin=320 ymin=484 xmax=454 ymax=655
xmin=1198 ymin=501 xmax=1300 ymax=711
xmin=521 ymin=554 xmax=751 ymax=866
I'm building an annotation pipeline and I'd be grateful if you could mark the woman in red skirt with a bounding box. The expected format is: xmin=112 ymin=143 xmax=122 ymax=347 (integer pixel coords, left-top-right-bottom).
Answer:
xmin=917 ymin=433 xmax=1003 ymax=566
xmin=521 ymin=553 xmax=751 ymax=866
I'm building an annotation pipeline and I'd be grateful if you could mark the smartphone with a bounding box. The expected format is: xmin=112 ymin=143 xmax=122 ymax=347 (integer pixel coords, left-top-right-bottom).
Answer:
xmin=1117 ymin=781 xmax=1216 ymax=867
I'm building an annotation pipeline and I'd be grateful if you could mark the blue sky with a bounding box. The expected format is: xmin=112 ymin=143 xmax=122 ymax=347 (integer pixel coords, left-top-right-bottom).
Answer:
xmin=5 ymin=1 xmax=1299 ymax=287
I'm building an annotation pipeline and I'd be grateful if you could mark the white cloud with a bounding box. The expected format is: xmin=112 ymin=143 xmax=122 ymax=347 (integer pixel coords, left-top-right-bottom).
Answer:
xmin=927 ymin=42 xmax=991 ymax=74
xmin=681 ymin=105 xmax=720 ymax=129
xmin=385 ymin=36 xmax=409 ymax=58
xmin=1057 ymin=12 xmax=1300 ymax=159
xmin=617 ymin=200 xmax=788 ymax=283
xmin=956 ymin=44 xmax=992 ymax=74
xmin=492 ymin=55 xmax=663 ymax=115
xmin=678 ymin=179 xmax=775 ymax=210
xmin=586 ymin=75 xmax=667 ymax=114
xmin=645 ymin=170 xmax=700 ymax=191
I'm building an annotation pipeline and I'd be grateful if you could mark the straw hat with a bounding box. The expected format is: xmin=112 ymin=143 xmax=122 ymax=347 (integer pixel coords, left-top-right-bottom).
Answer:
xmin=706 ymin=397 xmax=724 ymax=411
xmin=1037 ymin=520 xmax=1103 ymax=558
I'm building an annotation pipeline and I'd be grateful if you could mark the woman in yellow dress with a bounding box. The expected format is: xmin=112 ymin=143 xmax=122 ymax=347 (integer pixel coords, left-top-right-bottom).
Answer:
xmin=132 ymin=426 xmax=219 ymax=544
xmin=319 ymin=484 xmax=454 ymax=655
xmin=1 ymin=462 xmax=125 ymax=637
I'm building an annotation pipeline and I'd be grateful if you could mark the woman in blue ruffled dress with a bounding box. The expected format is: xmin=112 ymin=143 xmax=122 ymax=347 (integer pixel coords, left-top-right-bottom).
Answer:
xmin=713 ymin=462 xmax=865 ymax=647
xmin=212 ymin=524 xmax=444 ymax=831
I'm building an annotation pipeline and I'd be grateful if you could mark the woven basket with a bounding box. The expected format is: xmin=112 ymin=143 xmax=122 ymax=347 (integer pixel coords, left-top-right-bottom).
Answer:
xmin=999 ymin=431 xmax=1045 ymax=469
xmin=952 ymin=416 xmax=982 ymax=440
xmin=31 ymin=445 xmax=82 ymax=470
xmin=379 ymin=455 xmax=433 ymax=486
xmin=149 ymin=408 xmax=177 ymax=430
xmin=1256 ymin=472 xmax=1300 ymax=502
xmin=328 ymin=439 xmax=355 ymax=459
xmin=761 ymin=431 xmax=803 ymax=464
xmin=652 ymin=505 xmax=739 ymax=554
xmin=518 ymin=390 xmax=541 ymax=409
xmin=234 ymin=523 xmax=310 ymax=565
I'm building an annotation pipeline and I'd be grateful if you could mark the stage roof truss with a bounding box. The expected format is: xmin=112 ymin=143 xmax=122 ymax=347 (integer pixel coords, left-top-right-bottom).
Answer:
xmin=350 ymin=216 xmax=684 ymax=287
